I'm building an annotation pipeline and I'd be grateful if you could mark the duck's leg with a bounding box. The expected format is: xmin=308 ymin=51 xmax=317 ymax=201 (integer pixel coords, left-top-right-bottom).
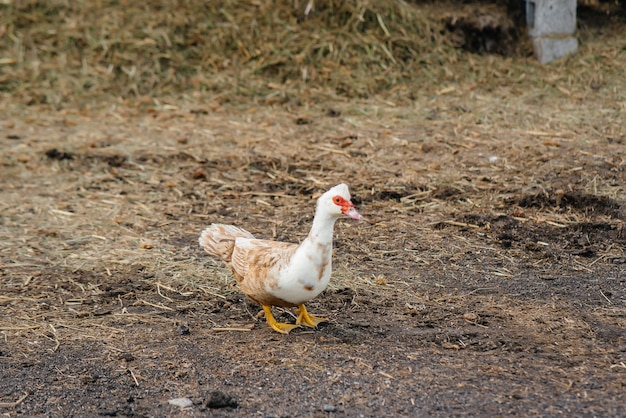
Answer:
xmin=262 ymin=305 xmax=299 ymax=334
xmin=295 ymin=304 xmax=328 ymax=328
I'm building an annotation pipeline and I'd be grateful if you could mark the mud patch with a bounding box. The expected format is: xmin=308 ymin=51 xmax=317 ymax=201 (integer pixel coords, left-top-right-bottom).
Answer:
xmin=45 ymin=148 xmax=75 ymax=161
xmin=512 ymin=191 xmax=624 ymax=220
xmin=445 ymin=9 xmax=518 ymax=56
xmin=454 ymin=212 xmax=625 ymax=259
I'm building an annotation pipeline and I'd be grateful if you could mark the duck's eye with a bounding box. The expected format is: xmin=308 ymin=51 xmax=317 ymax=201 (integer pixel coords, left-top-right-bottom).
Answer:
xmin=333 ymin=196 xmax=343 ymax=205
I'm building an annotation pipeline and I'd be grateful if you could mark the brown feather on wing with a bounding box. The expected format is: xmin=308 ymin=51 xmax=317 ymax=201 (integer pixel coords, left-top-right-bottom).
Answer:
xmin=230 ymin=240 xmax=298 ymax=305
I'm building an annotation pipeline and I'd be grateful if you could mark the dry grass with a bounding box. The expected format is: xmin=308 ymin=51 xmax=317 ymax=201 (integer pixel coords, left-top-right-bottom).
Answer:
xmin=1 ymin=0 xmax=624 ymax=109
xmin=0 ymin=0 xmax=455 ymax=106
xmin=1 ymin=86 xmax=624 ymax=300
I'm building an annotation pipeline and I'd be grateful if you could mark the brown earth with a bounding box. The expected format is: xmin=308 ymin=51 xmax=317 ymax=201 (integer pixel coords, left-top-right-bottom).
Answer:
xmin=1 ymin=94 xmax=624 ymax=416
xmin=1 ymin=3 xmax=626 ymax=418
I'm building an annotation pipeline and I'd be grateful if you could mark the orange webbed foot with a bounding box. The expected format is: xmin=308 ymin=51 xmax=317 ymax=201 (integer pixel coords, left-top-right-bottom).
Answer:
xmin=295 ymin=304 xmax=328 ymax=328
xmin=262 ymin=305 xmax=299 ymax=334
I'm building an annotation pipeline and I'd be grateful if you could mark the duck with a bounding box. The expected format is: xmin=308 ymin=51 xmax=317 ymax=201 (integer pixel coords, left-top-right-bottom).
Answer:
xmin=199 ymin=183 xmax=362 ymax=334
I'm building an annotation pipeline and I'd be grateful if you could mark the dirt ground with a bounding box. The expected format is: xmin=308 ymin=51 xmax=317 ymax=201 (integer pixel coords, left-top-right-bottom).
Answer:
xmin=1 ymin=5 xmax=626 ymax=418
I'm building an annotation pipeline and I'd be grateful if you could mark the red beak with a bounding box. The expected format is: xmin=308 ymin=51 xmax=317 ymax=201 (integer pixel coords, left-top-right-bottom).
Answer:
xmin=341 ymin=202 xmax=362 ymax=220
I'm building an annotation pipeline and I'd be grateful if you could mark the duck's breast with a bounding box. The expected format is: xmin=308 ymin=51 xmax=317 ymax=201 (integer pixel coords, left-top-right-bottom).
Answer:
xmin=272 ymin=242 xmax=333 ymax=305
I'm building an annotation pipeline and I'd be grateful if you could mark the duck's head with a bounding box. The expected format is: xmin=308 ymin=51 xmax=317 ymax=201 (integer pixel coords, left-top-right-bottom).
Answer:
xmin=317 ymin=183 xmax=362 ymax=220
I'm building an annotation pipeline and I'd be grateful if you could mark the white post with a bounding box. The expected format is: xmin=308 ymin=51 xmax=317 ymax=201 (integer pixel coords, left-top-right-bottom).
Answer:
xmin=526 ymin=0 xmax=578 ymax=63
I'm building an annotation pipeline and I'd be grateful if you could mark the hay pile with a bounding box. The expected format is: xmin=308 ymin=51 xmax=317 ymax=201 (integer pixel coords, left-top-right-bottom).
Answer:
xmin=0 ymin=0 xmax=454 ymax=106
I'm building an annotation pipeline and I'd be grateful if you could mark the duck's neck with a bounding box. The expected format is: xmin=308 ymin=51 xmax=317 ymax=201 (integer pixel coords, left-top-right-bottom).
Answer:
xmin=305 ymin=210 xmax=338 ymax=246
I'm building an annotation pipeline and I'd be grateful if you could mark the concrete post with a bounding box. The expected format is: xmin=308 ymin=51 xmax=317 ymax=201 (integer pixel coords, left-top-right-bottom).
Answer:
xmin=526 ymin=0 xmax=578 ymax=63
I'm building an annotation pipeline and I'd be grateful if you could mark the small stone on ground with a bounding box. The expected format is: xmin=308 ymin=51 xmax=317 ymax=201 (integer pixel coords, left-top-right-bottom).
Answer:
xmin=168 ymin=397 xmax=193 ymax=408
xmin=323 ymin=403 xmax=337 ymax=412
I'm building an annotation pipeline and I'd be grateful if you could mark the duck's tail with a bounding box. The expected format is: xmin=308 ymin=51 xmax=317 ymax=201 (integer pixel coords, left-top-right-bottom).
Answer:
xmin=199 ymin=224 xmax=255 ymax=263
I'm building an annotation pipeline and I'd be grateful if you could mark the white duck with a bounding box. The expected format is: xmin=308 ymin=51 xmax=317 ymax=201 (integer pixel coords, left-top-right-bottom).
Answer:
xmin=199 ymin=183 xmax=362 ymax=334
